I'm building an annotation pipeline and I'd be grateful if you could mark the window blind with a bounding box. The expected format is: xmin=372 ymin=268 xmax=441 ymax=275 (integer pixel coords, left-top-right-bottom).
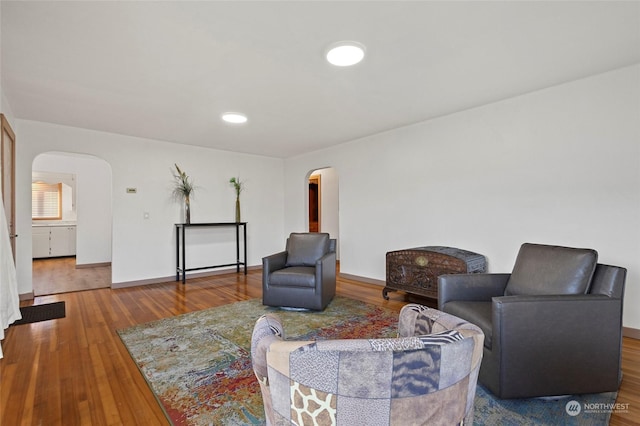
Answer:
xmin=32 ymin=182 xmax=62 ymax=220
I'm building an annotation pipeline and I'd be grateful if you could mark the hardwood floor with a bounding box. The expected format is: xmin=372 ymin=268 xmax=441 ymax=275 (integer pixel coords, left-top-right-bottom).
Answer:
xmin=32 ymin=257 xmax=111 ymax=296
xmin=1 ymin=267 xmax=638 ymax=425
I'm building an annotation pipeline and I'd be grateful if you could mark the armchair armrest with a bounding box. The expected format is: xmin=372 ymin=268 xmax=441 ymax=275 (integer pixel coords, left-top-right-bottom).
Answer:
xmin=492 ymin=294 xmax=623 ymax=397
xmin=493 ymin=294 xmax=622 ymax=340
xmin=262 ymin=251 xmax=287 ymax=288
xmin=316 ymin=251 xmax=337 ymax=296
xmin=251 ymin=314 xmax=284 ymax=381
xmin=263 ymin=251 xmax=287 ymax=273
xmin=251 ymin=314 xmax=285 ymax=426
xmin=438 ymin=273 xmax=511 ymax=308
xmin=398 ymin=303 xmax=484 ymax=340
xmin=317 ymin=250 xmax=336 ymax=269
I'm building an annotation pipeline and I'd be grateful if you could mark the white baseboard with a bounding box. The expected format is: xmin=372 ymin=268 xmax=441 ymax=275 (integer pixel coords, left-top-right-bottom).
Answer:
xmin=19 ymin=292 xmax=34 ymax=301
xmin=623 ymin=327 xmax=640 ymax=340
xmin=111 ymin=265 xmax=260 ymax=289
xmin=76 ymin=262 xmax=111 ymax=269
xmin=338 ymin=272 xmax=384 ymax=286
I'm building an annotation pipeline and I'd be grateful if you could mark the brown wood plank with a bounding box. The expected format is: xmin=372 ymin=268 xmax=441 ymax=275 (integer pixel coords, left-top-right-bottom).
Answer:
xmin=1 ymin=262 xmax=637 ymax=425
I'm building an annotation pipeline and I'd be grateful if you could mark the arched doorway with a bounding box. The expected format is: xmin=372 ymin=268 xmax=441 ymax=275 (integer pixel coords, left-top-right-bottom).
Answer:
xmin=308 ymin=174 xmax=320 ymax=232
xmin=307 ymin=167 xmax=339 ymax=258
xmin=31 ymin=152 xmax=112 ymax=295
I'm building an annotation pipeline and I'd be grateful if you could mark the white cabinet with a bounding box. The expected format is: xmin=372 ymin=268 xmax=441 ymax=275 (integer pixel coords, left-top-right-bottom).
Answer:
xmin=32 ymin=225 xmax=76 ymax=258
xmin=32 ymin=227 xmax=51 ymax=258
xmin=50 ymin=226 xmax=76 ymax=257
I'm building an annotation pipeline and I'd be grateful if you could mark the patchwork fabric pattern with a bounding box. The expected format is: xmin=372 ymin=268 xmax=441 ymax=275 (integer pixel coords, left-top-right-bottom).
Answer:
xmin=291 ymin=381 xmax=336 ymax=425
xmin=368 ymin=330 xmax=462 ymax=352
xmin=391 ymin=347 xmax=441 ymax=397
xmin=252 ymin=303 xmax=485 ymax=425
xmin=419 ymin=329 xmax=464 ymax=344
xmin=251 ymin=314 xmax=284 ymax=383
xmin=369 ymin=336 xmax=423 ymax=351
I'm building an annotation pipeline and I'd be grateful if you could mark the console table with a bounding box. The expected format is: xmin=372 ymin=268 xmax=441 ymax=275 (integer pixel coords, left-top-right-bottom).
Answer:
xmin=384 ymin=246 xmax=486 ymax=300
xmin=175 ymin=222 xmax=247 ymax=283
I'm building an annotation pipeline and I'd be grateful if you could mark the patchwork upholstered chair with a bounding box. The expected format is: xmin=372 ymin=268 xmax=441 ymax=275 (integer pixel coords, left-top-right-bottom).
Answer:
xmin=439 ymin=243 xmax=626 ymax=399
xmin=251 ymin=304 xmax=484 ymax=426
xmin=262 ymin=232 xmax=336 ymax=311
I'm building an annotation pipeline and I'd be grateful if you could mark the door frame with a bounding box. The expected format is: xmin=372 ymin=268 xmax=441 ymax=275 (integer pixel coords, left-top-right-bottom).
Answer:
xmin=1 ymin=114 xmax=16 ymax=259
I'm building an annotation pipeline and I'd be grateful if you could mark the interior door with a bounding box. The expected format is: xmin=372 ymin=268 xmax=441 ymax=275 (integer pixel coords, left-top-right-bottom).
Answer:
xmin=1 ymin=114 xmax=16 ymax=260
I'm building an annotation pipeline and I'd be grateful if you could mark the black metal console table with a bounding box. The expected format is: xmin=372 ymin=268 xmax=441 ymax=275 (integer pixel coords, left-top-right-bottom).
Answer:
xmin=175 ymin=222 xmax=247 ymax=283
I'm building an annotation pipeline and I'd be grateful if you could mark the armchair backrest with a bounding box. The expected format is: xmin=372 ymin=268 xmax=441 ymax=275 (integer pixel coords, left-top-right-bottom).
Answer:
xmin=251 ymin=304 xmax=484 ymax=426
xmin=328 ymin=238 xmax=337 ymax=253
xmin=285 ymin=232 xmax=331 ymax=267
xmin=504 ymin=243 xmax=598 ymax=296
xmin=589 ymin=263 xmax=626 ymax=299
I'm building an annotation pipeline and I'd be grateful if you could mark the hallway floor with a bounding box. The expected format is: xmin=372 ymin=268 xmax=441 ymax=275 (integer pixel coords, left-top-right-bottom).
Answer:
xmin=32 ymin=257 xmax=111 ymax=296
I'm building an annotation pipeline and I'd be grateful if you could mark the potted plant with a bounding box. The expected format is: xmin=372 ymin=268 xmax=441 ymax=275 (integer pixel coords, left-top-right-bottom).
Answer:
xmin=173 ymin=164 xmax=195 ymax=224
xmin=229 ymin=176 xmax=244 ymax=222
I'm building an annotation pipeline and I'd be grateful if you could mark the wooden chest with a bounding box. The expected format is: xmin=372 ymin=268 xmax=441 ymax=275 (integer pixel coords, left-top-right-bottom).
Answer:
xmin=384 ymin=246 xmax=486 ymax=300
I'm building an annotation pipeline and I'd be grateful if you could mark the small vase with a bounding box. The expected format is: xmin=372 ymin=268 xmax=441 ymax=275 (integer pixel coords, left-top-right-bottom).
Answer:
xmin=235 ymin=197 xmax=241 ymax=222
xmin=184 ymin=198 xmax=191 ymax=224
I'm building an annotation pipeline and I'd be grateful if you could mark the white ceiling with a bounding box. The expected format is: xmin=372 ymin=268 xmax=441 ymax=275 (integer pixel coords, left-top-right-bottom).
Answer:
xmin=2 ymin=1 xmax=639 ymax=158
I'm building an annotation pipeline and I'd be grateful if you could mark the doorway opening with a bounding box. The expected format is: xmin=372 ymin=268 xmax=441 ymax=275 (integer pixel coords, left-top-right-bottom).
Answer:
xmin=31 ymin=152 xmax=113 ymax=296
xmin=306 ymin=167 xmax=339 ymax=261
xmin=308 ymin=174 xmax=320 ymax=232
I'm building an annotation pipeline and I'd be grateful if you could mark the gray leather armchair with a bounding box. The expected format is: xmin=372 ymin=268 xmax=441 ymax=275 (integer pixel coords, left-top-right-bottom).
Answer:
xmin=262 ymin=232 xmax=336 ymax=311
xmin=438 ymin=243 xmax=626 ymax=399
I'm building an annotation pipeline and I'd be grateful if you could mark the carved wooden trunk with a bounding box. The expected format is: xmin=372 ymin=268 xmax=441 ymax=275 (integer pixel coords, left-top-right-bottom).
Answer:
xmin=384 ymin=246 xmax=486 ymax=300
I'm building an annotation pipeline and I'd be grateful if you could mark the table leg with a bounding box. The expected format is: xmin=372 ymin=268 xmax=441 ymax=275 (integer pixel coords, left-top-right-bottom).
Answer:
xmin=235 ymin=224 xmax=240 ymax=273
xmin=243 ymin=224 xmax=247 ymax=274
xmin=175 ymin=225 xmax=180 ymax=281
xmin=181 ymin=225 xmax=186 ymax=284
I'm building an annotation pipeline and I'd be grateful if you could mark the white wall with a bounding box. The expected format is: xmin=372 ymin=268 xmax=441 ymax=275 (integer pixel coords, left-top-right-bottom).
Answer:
xmin=15 ymin=121 xmax=285 ymax=293
xmin=284 ymin=65 xmax=640 ymax=329
xmin=32 ymin=153 xmax=112 ymax=265
xmin=0 ymin=2 xmax=14 ymax=122
xmin=0 ymin=2 xmax=3 ymax=112
xmin=0 ymin=93 xmax=14 ymax=131
xmin=0 ymin=93 xmax=13 ymax=126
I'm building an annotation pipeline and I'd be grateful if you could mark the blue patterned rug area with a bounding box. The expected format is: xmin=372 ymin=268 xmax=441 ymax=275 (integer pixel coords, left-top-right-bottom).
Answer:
xmin=118 ymin=297 xmax=616 ymax=425
xmin=474 ymin=383 xmax=615 ymax=425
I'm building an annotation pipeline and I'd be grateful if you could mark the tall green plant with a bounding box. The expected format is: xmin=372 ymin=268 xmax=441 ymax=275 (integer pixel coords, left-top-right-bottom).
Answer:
xmin=173 ymin=164 xmax=195 ymax=223
xmin=229 ymin=176 xmax=244 ymax=197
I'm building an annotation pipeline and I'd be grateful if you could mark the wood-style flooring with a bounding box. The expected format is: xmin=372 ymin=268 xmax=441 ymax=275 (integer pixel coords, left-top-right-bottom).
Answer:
xmin=32 ymin=257 xmax=111 ymax=296
xmin=1 ymin=261 xmax=639 ymax=425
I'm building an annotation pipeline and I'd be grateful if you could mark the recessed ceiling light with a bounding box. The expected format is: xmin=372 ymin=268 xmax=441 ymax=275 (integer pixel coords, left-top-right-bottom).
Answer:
xmin=326 ymin=41 xmax=366 ymax=67
xmin=222 ymin=112 xmax=248 ymax=124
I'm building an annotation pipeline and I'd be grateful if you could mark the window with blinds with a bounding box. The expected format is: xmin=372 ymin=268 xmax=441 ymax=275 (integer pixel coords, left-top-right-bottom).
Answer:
xmin=32 ymin=182 xmax=62 ymax=220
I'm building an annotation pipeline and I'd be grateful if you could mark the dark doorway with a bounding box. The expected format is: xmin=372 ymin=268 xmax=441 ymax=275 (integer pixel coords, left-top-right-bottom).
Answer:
xmin=308 ymin=174 xmax=320 ymax=232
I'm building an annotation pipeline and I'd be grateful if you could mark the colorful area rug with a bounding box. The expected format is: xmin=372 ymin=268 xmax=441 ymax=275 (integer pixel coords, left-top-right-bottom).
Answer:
xmin=117 ymin=297 xmax=616 ymax=425
xmin=473 ymin=384 xmax=616 ymax=425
